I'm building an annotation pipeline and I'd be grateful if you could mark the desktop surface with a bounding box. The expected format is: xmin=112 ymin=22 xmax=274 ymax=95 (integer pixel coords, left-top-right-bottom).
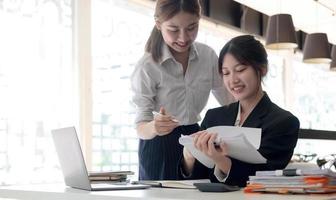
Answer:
xmin=1 ymin=183 xmax=336 ymax=200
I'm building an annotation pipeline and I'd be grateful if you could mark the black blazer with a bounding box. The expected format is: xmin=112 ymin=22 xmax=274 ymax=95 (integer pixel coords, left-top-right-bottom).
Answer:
xmin=183 ymin=93 xmax=299 ymax=187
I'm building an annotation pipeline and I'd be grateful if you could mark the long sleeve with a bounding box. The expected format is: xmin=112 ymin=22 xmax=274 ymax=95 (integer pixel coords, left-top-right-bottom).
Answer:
xmin=130 ymin=57 xmax=159 ymax=124
xmin=225 ymin=115 xmax=299 ymax=186
xmin=183 ymin=94 xmax=299 ymax=187
xmin=131 ymin=42 xmax=233 ymax=126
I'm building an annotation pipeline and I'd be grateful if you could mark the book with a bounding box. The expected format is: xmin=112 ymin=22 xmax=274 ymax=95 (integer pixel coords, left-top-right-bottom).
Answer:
xmin=132 ymin=179 xmax=210 ymax=189
xmin=178 ymin=126 xmax=266 ymax=168
xmin=245 ymin=169 xmax=336 ymax=194
xmin=88 ymin=175 xmax=127 ymax=181
xmin=255 ymin=168 xmax=336 ymax=177
xmin=88 ymin=170 xmax=134 ymax=177
xmin=245 ymin=185 xmax=336 ymax=194
xmin=88 ymin=170 xmax=134 ymax=182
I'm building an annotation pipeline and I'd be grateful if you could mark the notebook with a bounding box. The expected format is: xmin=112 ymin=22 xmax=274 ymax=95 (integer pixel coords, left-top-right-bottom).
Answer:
xmin=132 ymin=179 xmax=210 ymax=189
xmin=51 ymin=126 xmax=150 ymax=191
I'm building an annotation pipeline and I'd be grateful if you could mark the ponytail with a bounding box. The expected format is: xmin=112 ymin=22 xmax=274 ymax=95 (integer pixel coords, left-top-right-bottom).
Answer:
xmin=145 ymin=26 xmax=164 ymax=63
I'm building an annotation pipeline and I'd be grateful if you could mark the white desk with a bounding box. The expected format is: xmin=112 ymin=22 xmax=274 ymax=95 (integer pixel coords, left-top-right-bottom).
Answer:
xmin=1 ymin=183 xmax=336 ymax=200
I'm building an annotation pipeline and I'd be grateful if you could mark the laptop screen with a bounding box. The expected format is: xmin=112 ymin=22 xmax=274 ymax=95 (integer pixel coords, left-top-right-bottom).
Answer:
xmin=52 ymin=127 xmax=92 ymax=190
xmin=51 ymin=127 xmax=150 ymax=191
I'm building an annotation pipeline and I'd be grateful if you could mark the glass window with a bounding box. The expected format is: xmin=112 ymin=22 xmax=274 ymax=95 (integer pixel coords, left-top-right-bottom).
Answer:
xmin=291 ymin=60 xmax=336 ymax=131
xmin=91 ymin=1 xmax=153 ymax=176
xmin=290 ymin=59 xmax=336 ymax=162
xmin=262 ymin=54 xmax=285 ymax=107
xmin=0 ymin=0 xmax=74 ymax=185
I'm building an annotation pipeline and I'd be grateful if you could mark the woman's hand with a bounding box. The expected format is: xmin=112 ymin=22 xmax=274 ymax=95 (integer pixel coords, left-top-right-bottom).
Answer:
xmin=193 ymin=131 xmax=232 ymax=173
xmin=182 ymin=147 xmax=195 ymax=175
xmin=153 ymin=107 xmax=179 ymax=136
xmin=135 ymin=107 xmax=178 ymax=140
xmin=181 ymin=131 xmax=207 ymax=175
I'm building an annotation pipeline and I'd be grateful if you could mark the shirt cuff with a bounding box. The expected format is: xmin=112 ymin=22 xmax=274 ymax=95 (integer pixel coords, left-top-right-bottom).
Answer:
xmin=214 ymin=165 xmax=230 ymax=182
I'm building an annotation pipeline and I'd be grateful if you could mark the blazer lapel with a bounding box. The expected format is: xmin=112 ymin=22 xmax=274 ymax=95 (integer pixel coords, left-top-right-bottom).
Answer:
xmin=225 ymin=102 xmax=240 ymax=125
xmin=242 ymin=93 xmax=271 ymax=128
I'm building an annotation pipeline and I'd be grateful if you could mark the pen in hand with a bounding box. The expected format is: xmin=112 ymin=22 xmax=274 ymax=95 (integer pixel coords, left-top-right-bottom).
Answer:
xmin=153 ymin=111 xmax=179 ymax=123
xmin=212 ymin=136 xmax=223 ymax=148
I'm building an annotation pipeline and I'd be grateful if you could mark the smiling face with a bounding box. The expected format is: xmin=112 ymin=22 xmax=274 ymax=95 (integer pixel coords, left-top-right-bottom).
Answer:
xmin=156 ymin=11 xmax=199 ymax=55
xmin=221 ymin=53 xmax=265 ymax=103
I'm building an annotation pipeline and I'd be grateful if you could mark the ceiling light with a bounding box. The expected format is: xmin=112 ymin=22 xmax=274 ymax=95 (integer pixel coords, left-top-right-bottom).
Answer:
xmin=265 ymin=14 xmax=297 ymax=50
xmin=331 ymin=45 xmax=336 ymax=71
xmin=303 ymin=33 xmax=331 ymax=64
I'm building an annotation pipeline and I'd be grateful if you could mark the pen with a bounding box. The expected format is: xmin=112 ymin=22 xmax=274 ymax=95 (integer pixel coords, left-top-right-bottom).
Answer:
xmin=213 ymin=137 xmax=223 ymax=147
xmin=153 ymin=111 xmax=179 ymax=123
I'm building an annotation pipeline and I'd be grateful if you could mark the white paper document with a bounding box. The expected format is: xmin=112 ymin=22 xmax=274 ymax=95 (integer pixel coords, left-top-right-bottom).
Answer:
xmin=178 ymin=126 xmax=267 ymax=168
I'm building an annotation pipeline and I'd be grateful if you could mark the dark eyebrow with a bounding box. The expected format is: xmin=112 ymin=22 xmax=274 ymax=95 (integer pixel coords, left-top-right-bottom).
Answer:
xmin=167 ymin=22 xmax=198 ymax=28
xmin=167 ymin=25 xmax=179 ymax=28
xmin=222 ymin=63 xmax=241 ymax=69
xmin=188 ymin=22 xmax=198 ymax=27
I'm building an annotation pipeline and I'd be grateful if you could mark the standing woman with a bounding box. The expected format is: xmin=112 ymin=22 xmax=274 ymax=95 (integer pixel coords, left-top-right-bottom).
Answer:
xmin=131 ymin=0 xmax=233 ymax=180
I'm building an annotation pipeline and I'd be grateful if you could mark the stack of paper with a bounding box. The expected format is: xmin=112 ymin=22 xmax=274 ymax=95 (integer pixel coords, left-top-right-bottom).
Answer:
xmin=178 ymin=126 xmax=266 ymax=168
xmin=245 ymin=169 xmax=336 ymax=194
xmin=88 ymin=171 xmax=134 ymax=182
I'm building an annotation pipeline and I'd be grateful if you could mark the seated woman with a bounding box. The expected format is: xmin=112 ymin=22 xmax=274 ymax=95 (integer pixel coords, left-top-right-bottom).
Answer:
xmin=180 ymin=35 xmax=300 ymax=187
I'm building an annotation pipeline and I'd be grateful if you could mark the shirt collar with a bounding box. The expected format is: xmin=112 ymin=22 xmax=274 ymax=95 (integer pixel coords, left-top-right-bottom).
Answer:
xmin=234 ymin=92 xmax=269 ymax=127
xmin=160 ymin=42 xmax=199 ymax=65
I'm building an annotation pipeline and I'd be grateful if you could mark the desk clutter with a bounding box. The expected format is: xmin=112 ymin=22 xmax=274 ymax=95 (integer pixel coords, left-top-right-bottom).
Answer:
xmin=244 ymin=169 xmax=336 ymax=194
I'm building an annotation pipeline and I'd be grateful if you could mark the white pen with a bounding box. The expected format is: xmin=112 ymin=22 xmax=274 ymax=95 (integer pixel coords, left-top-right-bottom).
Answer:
xmin=213 ymin=137 xmax=223 ymax=147
xmin=153 ymin=111 xmax=179 ymax=123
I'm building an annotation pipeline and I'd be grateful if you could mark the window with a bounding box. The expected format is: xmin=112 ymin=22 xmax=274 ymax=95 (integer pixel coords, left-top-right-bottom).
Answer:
xmin=291 ymin=60 xmax=336 ymax=131
xmin=0 ymin=0 xmax=74 ymax=185
xmin=90 ymin=1 xmax=153 ymax=175
xmin=290 ymin=58 xmax=336 ymax=161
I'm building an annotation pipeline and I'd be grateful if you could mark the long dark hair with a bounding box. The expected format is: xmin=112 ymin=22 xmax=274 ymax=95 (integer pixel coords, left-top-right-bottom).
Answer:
xmin=145 ymin=0 xmax=201 ymax=62
xmin=218 ymin=35 xmax=268 ymax=80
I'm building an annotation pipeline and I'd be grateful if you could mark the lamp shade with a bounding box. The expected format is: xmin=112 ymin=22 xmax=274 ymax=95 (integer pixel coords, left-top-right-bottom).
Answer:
xmin=265 ymin=14 xmax=297 ymax=49
xmin=331 ymin=45 xmax=336 ymax=71
xmin=303 ymin=33 xmax=331 ymax=64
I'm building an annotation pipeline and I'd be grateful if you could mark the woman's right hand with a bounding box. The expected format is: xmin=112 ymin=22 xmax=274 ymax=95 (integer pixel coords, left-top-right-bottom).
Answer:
xmin=183 ymin=146 xmax=195 ymax=162
xmin=153 ymin=107 xmax=179 ymax=136
xmin=182 ymin=147 xmax=195 ymax=175
xmin=181 ymin=131 xmax=206 ymax=175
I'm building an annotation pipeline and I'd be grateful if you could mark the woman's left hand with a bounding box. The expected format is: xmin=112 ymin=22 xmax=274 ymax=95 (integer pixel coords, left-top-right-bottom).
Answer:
xmin=192 ymin=132 xmax=232 ymax=174
xmin=193 ymin=132 xmax=230 ymax=164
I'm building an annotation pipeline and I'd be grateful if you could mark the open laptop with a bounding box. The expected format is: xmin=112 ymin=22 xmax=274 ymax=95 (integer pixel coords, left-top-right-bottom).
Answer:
xmin=51 ymin=126 xmax=150 ymax=191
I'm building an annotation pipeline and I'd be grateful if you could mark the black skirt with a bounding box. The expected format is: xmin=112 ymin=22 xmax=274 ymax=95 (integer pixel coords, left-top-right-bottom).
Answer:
xmin=138 ymin=124 xmax=200 ymax=180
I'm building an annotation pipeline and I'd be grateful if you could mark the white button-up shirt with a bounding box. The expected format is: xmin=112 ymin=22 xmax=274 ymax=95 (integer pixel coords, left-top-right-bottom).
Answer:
xmin=131 ymin=42 xmax=233 ymax=125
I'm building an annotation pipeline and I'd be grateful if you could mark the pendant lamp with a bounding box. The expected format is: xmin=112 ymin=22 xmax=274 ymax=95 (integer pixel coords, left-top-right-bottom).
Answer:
xmin=331 ymin=45 xmax=336 ymax=71
xmin=265 ymin=14 xmax=297 ymax=50
xmin=303 ymin=33 xmax=331 ymax=64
